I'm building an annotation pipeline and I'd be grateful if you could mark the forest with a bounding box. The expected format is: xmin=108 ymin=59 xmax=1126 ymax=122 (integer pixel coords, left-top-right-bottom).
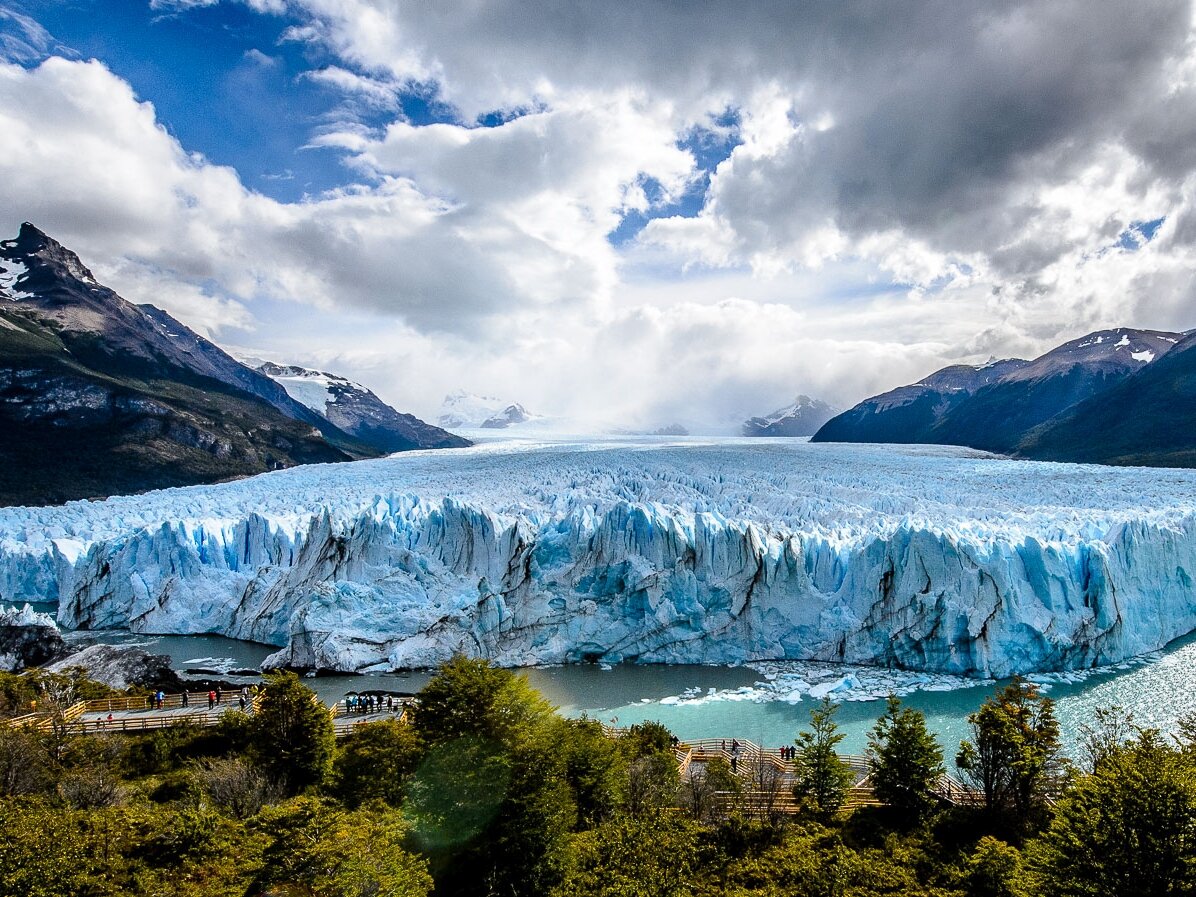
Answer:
xmin=0 ymin=657 xmax=1191 ymax=897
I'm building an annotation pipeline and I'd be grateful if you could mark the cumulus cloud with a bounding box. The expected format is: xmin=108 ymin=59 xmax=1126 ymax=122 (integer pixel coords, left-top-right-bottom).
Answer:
xmin=1 ymin=1 xmax=1196 ymax=427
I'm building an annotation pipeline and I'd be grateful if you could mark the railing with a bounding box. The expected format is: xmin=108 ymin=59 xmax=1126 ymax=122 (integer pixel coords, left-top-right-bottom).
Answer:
xmin=85 ymin=691 xmax=253 ymax=713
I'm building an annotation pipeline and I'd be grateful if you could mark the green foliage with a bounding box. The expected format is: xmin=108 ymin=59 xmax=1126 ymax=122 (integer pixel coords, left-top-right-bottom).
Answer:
xmin=867 ymin=695 xmax=945 ymax=825
xmin=559 ymin=716 xmax=626 ymax=828
xmin=965 ymin=836 xmax=1026 ymax=897
xmin=252 ymin=796 xmax=433 ymax=897
xmin=552 ymin=813 xmax=702 ymax=897
xmin=330 ymin=718 xmax=422 ymax=809
xmin=248 ymin=671 xmax=335 ymax=794
xmin=1028 ymin=730 xmax=1196 ymax=897
xmin=411 ymin=655 xmax=555 ymax=747
xmin=407 ymin=657 xmax=577 ymax=897
xmin=956 ymin=678 xmax=1064 ymax=826
xmin=0 ymin=800 xmax=133 ymax=897
xmin=793 ymin=698 xmax=855 ymax=820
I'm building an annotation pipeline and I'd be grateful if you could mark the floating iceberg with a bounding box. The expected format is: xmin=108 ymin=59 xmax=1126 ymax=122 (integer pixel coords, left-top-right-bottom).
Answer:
xmin=0 ymin=439 xmax=1194 ymax=676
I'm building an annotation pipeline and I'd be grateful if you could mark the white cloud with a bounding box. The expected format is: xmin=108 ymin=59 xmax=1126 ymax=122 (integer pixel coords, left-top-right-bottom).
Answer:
xmin=3 ymin=1 xmax=1196 ymax=429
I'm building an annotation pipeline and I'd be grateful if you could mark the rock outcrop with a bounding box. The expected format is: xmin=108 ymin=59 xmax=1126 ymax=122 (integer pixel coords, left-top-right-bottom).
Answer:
xmin=0 ymin=604 xmax=68 ymax=672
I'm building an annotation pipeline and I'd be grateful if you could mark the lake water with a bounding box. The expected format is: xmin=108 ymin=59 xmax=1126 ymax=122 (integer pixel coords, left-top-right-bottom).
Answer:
xmin=60 ymin=628 xmax=1196 ymax=757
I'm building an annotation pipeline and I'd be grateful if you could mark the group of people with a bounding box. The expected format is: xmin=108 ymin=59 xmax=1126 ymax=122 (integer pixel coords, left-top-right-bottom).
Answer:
xmin=343 ymin=693 xmax=399 ymax=715
xmin=777 ymin=745 xmax=798 ymax=761
xmin=144 ymin=685 xmax=257 ymax=712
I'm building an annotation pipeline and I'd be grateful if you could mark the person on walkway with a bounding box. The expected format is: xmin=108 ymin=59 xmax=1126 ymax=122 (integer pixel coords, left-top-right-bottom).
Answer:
xmin=238 ymin=694 xmax=247 ymax=712
xmin=181 ymin=691 xmax=189 ymax=708
xmin=207 ymin=690 xmax=216 ymax=710
xmin=215 ymin=687 xmax=223 ymax=705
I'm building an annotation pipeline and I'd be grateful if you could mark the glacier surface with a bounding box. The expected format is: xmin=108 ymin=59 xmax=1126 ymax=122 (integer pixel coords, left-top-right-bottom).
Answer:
xmin=1 ymin=439 xmax=1194 ymax=677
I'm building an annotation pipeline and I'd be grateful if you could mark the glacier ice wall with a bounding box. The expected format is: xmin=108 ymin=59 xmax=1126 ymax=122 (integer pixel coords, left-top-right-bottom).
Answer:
xmin=1 ymin=441 xmax=1195 ymax=676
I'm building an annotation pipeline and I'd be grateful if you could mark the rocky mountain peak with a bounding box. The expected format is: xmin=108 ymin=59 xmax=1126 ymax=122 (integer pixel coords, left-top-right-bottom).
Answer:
xmin=2 ymin=222 xmax=98 ymax=285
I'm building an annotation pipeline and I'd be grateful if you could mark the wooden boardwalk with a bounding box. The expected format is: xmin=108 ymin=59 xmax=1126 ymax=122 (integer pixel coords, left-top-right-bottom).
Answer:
xmin=4 ymin=694 xmax=982 ymax=810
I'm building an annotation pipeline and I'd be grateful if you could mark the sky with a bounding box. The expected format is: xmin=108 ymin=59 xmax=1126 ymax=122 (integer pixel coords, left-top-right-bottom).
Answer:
xmin=0 ymin=1 xmax=1194 ymax=430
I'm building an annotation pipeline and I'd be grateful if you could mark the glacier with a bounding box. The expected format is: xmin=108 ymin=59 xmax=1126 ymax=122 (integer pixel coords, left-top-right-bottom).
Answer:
xmin=1 ymin=439 xmax=1194 ymax=677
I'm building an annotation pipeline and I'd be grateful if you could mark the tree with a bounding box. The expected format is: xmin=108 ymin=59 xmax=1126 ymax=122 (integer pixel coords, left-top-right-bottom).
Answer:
xmin=411 ymin=655 xmax=555 ymax=747
xmin=1077 ymin=705 xmax=1135 ymax=773
xmin=966 ymin=836 xmax=1027 ymax=897
xmin=253 ymin=796 xmax=433 ymax=897
xmin=552 ymin=813 xmax=701 ymax=897
xmin=248 ymin=670 xmax=335 ymax=794
xmin=1029 ymin=730 xmax=1196 ymax=897
xmin=621 ymin=722 xmax=680 ymax=818
xmin=330 ymin=718 xmax=421 ymax=809
xmin=0 ymin=726 xmax=49 ymax=796
xmin=406 ymin=657 xmax=573 ymax=897
xmin=560 ymin=717 xmax=626 ymax=829
xmin=866 ymin=695 xmax=944 ymax=824
xmin=200 ymin=756 xmax=279 ymax=819
xmin=682 ymin=754 xmax=742 ymax=822
xmin=792 ymin=697 xmax=854 ymax=820
xmin=956 ymin=678 xmax=1064 ymax=822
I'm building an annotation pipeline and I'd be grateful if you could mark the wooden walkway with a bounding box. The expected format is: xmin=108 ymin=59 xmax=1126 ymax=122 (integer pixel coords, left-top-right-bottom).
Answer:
xmin=4 ymin=694 xmax=982 ymax=810
xmin=661 ymin=734 xmax=981 ymax=812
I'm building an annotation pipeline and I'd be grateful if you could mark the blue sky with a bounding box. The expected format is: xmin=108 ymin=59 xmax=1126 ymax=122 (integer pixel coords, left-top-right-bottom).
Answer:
xmin=13 ymin=0 xmax=430 ymax=201
xmin=0 ymin=1 xmax=1191 ymax=428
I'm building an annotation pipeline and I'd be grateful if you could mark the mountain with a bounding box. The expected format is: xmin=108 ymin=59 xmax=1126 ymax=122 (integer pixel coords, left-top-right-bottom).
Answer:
xmin=1018 ymin=331 xmax=1196 ymax=466
xmin=256 ymin=362 xmax=470 ymax=453
xmin=438 ymin=390 xmax=542 ymax=428
xmin=741 ymin=395 xmax=839 ymax=437
xmin=813 ymin=327 xmax=1191 ymax=466
xmin=437 ymin=390 xmax=508 ymax=428
xmin=812 ymin=358 xmax=1030 ymax=444
xmin=0 ymin=222 xmax=378 ymax=505
xmin=928 ymin=328 xmax=1182 ymax=454
xmin=480 ymin=403 xmax=537 ymax=429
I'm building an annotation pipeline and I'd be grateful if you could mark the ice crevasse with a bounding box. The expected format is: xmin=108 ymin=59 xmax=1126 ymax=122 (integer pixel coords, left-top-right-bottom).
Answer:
xmin=0 ymin=441 xmax=1194 ymax=677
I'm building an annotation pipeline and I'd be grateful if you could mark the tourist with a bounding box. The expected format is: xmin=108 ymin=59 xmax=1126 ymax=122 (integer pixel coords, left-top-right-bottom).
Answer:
xmin=207 ymin=690 xmax=216 ymax=710
xmin=215 ymin=687 xmax=223 ymax=705
xmin=238 ymin=693 xmax=247 ymax=711
xmin=181 ymin=690 xmax=189 ymax=708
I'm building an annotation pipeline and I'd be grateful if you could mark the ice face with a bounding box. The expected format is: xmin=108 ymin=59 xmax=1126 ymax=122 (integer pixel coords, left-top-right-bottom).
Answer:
xmin=1 ymin=439 xmax=1194 ymax=676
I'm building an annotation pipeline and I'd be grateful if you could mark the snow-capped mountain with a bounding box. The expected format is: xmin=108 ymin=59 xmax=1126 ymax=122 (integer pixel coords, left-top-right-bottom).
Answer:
xmin=437 ymin=390 xmax=507 ymax=428
xmin=742 ymin=395 xmax=839 ymax=437
xmin=1020 ymin=330 xmax=1196 ymax=467
xmin=0 ymin=222 xmax=462 ymax=505
xmin=438 ymin=390 xmax=542 ymax=429
xmin=256 ymin=362 xmax=469 ymax=452
xmin=5 ymin=440 xmax=1196 ymax=677
xmin=480 ymin=403 xmax=537 ymax=429
xmin=814 ymin=327 xmax=1187 ymax=464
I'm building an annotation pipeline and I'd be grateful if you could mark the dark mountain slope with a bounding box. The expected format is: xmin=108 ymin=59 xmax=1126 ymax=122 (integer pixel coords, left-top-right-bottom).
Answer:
xmin=928 ymin=329 xmax=1181 ymax=454
xmin=812 ymin=358 xmax=1028 ymax=444
xmin=1017 ymin=331 xmax=1196 ymax=467
xmin=0 ymin=224 xmax=375 ymax=505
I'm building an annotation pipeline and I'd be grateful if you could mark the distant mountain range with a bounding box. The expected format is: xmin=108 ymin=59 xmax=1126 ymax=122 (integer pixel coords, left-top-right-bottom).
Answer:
xmin=813 ymin=327 xmax=1196 ymax=467
xmin=742 ymin=395 xmax=839 ymax=437
xmin=0 ymin=223 xmax=466 ymax=506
